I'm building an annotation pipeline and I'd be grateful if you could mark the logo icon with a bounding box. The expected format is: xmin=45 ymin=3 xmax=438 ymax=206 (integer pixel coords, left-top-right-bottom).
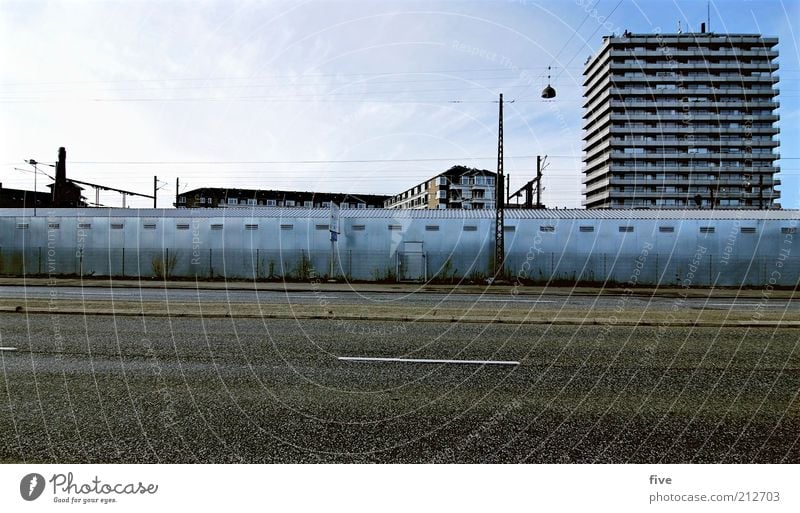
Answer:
xmin=20 ymin=473 xmax=45 ymax=501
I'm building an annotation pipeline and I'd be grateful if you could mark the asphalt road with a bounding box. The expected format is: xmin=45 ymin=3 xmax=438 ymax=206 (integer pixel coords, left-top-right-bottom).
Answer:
xmin=1 ymin=313 xmax=798 ymax=463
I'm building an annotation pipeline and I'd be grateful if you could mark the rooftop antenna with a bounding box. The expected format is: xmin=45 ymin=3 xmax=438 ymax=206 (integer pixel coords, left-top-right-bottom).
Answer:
xmin=707 ymin=1 xmax=711 ymax=33
xmin=677 ymin=20 xmax=682 ymax=33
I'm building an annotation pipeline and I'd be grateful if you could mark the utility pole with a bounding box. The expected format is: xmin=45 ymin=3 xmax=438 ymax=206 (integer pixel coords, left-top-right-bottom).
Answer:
xmin=27 ymin=159 xmax=39 ymax=216
xmin=153 ymin=176 xmax=157 ymax=208
xmin=329 ymin=202 xmax=340 ymax=280
xmin=33 ymin=161 xmax=37 ymax=215
xmin=176 ymin=177 xmax=179 ymax=208
xmin=536 ymin=155 xmax=544 ymax=208
xmin=525 ymin=181 xmax=533 ymax=208
xmin=494 ymin=93 xmax=505 ymax=280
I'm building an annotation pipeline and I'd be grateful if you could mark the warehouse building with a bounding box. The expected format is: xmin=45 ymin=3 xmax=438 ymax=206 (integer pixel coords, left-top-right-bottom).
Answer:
xmin=1 ymin=207 xmax=797 ymax=286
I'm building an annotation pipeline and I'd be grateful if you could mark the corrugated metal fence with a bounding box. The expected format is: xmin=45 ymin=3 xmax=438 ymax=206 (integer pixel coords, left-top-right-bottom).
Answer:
xmin=0 ymin=208 xmax=797 ymax=286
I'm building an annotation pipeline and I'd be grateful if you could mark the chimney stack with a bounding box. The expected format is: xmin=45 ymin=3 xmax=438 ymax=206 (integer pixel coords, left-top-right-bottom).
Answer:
xmin=55 ymin=147 xmax=66 ymax=183
xmin=701 ymin=22 xmax=706 ymax=33
xmin=53 ymin=146 xmax=67 ymax=206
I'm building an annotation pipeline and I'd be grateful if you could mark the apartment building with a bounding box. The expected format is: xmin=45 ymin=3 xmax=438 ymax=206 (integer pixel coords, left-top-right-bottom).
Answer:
xmin=176 ymin=187 xmax=388 ymax=209
xmin=582 ymin=28 xmax=781 ymax=208
xmin=384 ymin=166 xmax=497 ymax=209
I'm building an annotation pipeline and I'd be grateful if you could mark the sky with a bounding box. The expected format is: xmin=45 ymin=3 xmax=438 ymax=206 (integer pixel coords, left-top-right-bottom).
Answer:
xmin=1 ymin=0 xmax=798 ymax=208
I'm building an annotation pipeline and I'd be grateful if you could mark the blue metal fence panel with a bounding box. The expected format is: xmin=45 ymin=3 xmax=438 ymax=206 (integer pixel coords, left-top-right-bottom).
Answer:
xmin=0 ymin=209 xmax=797 ymax=286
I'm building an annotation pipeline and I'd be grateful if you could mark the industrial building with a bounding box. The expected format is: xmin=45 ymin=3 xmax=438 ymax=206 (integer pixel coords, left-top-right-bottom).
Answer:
xmin=0 ymin=147 xmax=85 ymax=209
xmin=384 ymin=166 xmax=497 ymax=209
xmin=175 ymin=187 xmax=388 ymax=209
xmin=0 ymin=184 xmax=52 ymax=209
xmin=582 ymin=28 xmax=781 ymax=209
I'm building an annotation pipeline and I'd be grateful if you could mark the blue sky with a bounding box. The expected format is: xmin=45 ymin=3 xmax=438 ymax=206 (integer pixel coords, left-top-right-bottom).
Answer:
xmin=1 ymin=0 xmax=797 ymax=208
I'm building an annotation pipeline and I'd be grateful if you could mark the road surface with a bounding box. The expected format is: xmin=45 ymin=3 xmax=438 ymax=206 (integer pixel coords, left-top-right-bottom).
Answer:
xmin=1 ymin=304 xmax=797 ymax=463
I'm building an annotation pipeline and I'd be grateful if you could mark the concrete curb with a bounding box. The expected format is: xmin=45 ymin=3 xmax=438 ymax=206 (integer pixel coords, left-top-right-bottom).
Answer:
xmin=1 ymin=277 xmax=798 ymax=299
xmin=3 ymin=307 xmax=798 ymax=328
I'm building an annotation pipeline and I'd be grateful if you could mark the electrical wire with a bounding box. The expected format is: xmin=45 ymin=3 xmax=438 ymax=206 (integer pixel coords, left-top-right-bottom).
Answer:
xmin=547 ymin=0 xmax=601 ymax=68
xmin=62 ymin=155 xmax=583 ymax=165
xmin=556 ymin=0 xmax=625 ymax=79
xmin=0 ymin=83 xmax=539 ymax=101
xmin=0 ymin=74 xmax=569 ymax=96
xmin=0 ymin=66 xmax=573 ymax=88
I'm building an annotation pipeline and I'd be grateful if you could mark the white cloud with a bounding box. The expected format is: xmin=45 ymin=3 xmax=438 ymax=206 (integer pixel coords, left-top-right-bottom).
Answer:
xmin=1 ymin=0 xmax=797 ymax=208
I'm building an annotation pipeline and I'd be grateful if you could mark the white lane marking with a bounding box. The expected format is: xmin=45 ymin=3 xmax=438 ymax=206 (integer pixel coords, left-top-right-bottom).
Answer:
xmin=707 ymin=303 xmax=786 ymax=307
xmin=57 ymin=291 xmax=106 ymax=294
xmin=0 ymin=347 xmax=18 ymax=351
xmin=41 ymin=291 xmax=111 ymax=297
xmin=380 ymin=296 xmax=555 ymax=303
xmin=16 ymin=291 xmax=341 ymax=300
xmin=285 ymin=295 xmax=338 ymax=299
xmin=338 ymin=356 xmax=519 ymax=366
xmin=476 ymin=298 xmax=554 ymax=303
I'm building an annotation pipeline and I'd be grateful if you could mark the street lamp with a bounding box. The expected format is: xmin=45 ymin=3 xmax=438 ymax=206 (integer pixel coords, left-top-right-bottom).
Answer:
xmin=541 ymin=67 xmax=556 ymax=99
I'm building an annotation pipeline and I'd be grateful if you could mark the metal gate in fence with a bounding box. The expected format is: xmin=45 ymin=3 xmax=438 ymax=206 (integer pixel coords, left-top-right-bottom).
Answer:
xmin=398 ymin=241 xmax=426 ymax=282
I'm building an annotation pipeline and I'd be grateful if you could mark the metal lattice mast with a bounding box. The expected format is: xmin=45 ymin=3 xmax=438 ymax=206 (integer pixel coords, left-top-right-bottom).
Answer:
xmin=494 ymin=93 xmax=504 ymax=279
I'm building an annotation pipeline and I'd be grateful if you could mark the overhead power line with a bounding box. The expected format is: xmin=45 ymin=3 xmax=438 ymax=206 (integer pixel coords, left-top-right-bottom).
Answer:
xmin=548 ymin=0 xmax=601 ymax=67
xmin=0 ymin=96 xmax=563 ymax=104
xmin=0 ymin=74 xmax=571 ymax=95
xmin=0 ymin=66 xmax=575 ymax=88
xmin=0 ymin=83 xmax=536 ymax=100
xmin=557 ymin=0 xmax=625 ymax=79
xmin=63 ymin=155 xmax=583 ymax=165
